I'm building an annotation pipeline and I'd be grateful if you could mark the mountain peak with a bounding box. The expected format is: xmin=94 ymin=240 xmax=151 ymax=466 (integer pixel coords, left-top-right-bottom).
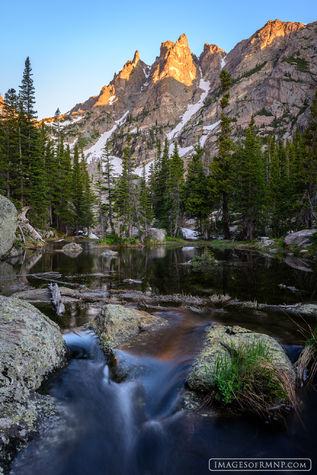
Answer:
xmin=176 ymin=33 xmax=189 ymax=47
xmin=251 ymin=19 xmax=304 ymax=49
xmin=202 ymin=43 xmax=225 ymax=55
xmin=153 ymin=34 xmax=197 ymax=86
xmin=132 ymin=50 xmax=140 ymax=65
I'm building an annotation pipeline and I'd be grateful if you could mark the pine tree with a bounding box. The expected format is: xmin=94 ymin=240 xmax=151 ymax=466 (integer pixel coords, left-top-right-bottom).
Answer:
xmin=153 ymin=138 xmax=170 ymax=229
xmin=57 ymin=144 xmax=74 ymax=232
xmin=72 ymin=145 xmax=84 ymax=232
xmin=80 ymin=154 xmax=95 ymax=231
xmin=268 ymin=139 xmax=291 ymax=236
xmin=114 ymin=136 xmax=136 ymax=237
xmin=1 ymin=89 xmax=20 ymax=203
xmin=139 ymin=165 xmax=153 ymax=234
xmin=102 ymin=142 xmax=116 ymax=235
xmin=209 ymin=70 xmax=234 ymax=239
xmin=183 ymin=144 xmax=210 ymax=238
xmin=234 ymin=118 xmax=266 ymax=240
xmin=19 ymin=57 xmax=37 ymax=119
xmin=167 ymin=143 xmax=184 ymax=236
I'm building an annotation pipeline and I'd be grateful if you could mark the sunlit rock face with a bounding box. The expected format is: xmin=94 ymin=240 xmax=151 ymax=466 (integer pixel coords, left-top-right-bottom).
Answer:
xmin=152 ymin=34 xmax=197 ymax=86
xmin=45 ymin=19 xmax=317 ymax=170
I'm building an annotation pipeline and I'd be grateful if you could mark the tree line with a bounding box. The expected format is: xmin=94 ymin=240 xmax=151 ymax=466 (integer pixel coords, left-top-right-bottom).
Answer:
xmin=0 ymin=58 xmax=94 ymax=232
xmin=0 ymin=59 xmax=316 ymax=240
xmin=98 ymin=72 xmax=316 ymax=240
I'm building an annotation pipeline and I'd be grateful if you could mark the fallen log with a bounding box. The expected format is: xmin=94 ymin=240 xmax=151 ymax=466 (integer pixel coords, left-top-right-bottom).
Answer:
xmin=49 ymin=283 xmax=65 ymax=316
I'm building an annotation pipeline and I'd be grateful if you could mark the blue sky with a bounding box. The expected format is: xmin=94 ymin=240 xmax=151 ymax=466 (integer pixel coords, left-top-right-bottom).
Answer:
xmin=1 ymin=0 xmax=316 ymax=118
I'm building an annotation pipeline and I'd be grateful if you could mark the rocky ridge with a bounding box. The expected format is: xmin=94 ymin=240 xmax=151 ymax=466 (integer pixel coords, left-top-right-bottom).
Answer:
xmin=44 ymin=19 xmax=317 ymax=173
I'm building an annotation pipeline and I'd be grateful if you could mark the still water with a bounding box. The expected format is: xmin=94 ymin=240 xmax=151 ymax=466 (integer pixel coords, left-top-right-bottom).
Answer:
xmin=4 ymin=242 xmax=317 ymax=474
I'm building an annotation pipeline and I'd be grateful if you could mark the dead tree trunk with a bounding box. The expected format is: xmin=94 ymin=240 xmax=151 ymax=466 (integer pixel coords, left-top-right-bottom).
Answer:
xmin=49 ymin=283 xmax=65 ymax=316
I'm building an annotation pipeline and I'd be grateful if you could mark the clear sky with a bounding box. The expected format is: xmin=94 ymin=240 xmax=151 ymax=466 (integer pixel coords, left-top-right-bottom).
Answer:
xmin=1 ymin=0 xmax=316 ymax=118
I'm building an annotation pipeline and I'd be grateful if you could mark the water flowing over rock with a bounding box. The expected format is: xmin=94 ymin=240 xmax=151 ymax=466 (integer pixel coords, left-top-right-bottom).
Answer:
xmin=0 ymin=195 xmax=17 ymax=259
xmin=0 ymin=296 xmax=67 ymax=468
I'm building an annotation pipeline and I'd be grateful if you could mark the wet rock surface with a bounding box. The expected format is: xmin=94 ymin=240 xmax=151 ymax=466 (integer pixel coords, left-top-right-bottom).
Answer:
xmin=88 ymin=304 xmax=168 ymax=359
xmin=0 ymin=296 xmax=67 ymax=469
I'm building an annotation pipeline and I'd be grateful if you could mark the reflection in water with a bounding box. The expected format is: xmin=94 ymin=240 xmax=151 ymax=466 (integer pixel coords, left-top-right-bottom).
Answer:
xmin=7 ymin=241 xmax=317 ymax=305
xmin=4 ymin=241 xmax=317 ymax=473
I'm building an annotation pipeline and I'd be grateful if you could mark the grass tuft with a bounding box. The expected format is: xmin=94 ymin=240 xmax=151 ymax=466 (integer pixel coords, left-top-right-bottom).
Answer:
xmin=204 ymin=341 xmax=296 ymax=418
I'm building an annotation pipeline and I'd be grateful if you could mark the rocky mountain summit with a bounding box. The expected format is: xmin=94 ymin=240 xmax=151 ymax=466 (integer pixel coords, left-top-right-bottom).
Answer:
xmin=44 ymin=19 xmax=317 ymax=173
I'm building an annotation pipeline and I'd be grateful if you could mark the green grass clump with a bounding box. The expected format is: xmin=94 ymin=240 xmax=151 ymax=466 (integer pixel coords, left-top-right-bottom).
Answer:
xmin=98 ymin=235 xmax=140 ymax=246
xmin=165 ymin=236 xmax=186 ymax=242
xmin=209 ymin=341 xmax=294 ymax=416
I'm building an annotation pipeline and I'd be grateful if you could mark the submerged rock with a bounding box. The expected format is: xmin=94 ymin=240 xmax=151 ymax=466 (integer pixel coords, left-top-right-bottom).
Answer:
xmin=0 ymin=195 xmax=17 ymax=259
xmin=187 ymin=325 xmax=295 ymax=403
xmin=62 ymin=242 xmax=83 ymax=257
xmin=0 ymin=296 xmax=67 ymax=468
xmin=89 ymin=304 xmax=167 ymax=358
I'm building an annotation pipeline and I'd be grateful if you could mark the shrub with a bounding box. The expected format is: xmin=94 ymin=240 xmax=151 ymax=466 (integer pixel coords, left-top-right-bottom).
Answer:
xmin=191 ymin=248 xmax=218 ymax=269
xmin=282 ymin=53 xmax=309 ymax=72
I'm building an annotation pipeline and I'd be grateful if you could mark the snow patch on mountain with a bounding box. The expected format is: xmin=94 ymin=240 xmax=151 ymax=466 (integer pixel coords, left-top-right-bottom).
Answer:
xmin=167 ymin=68 xmax=210 ymax=141
xmin=108 ymin=95 xmax=117 ymax=105
xmin=221 ymin=56 xmax=227 ymax=70
xmin=84 ymin=111 xmax=129 ymax=163
xmin=135 ymin=160 xmax=153 ymax=178
xmin=200 ymin=120 xmax=221 ymax=147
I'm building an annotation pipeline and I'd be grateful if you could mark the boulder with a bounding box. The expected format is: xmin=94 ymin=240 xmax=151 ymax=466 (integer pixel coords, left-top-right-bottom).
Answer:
xmin=62 ymin=242 xmax=83 ymax=257
xmin=89 ymin=304 xmax=167 ymax=358
xmin=0 ymin=195 xmax=17 ymax=259
xmin=187 ymin=325 xmax=295 ymax=394
xmin=149 ymin=228 xmax=166 ymax=242
xmin=284 ymin=229 xmax=317 ymax=247
xmin=0 ymin=296 xmax=67 ymax=468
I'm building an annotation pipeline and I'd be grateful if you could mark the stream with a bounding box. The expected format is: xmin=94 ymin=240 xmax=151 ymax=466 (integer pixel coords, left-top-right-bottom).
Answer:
xmin=3 ymin=242 xmax=317 ymax=474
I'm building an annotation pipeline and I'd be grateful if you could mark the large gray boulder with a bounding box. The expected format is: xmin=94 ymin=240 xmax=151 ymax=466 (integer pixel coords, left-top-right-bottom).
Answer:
xmin=0 ymin=196 xmax=17 ymax=259
xmin=149 ymin=228 xmax=166 ymax=242
xmin=285 ymin=229 xmax=317 ymax=247
xmin=187 ymin=325 xmax=295 ymax=394
xmin=0 ymin=296 xmax=67 ymax=468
